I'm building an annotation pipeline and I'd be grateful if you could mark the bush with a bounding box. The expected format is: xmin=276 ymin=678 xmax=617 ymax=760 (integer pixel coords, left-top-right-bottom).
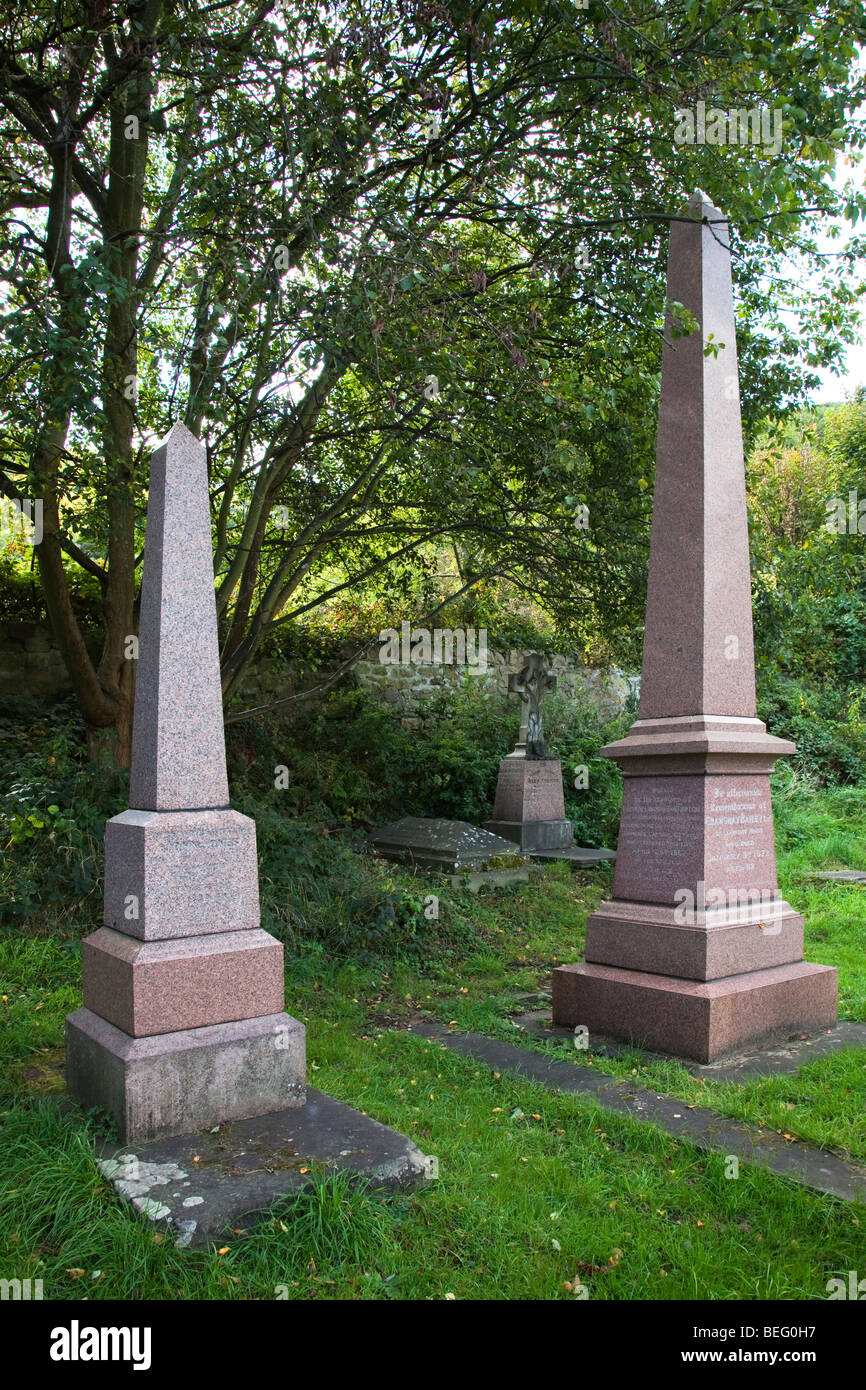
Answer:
xmin=757 ymin=674 xmax=866 ymax=786
xmin=2 ymin=669 xmax=625 ymax=958
xmin=544 ymin=689 xmax=629 ymax=847
xmin=405 ymin=677 xmax=515 ymax=824
xmin=0 ymin=694 xmax=127 ymax=929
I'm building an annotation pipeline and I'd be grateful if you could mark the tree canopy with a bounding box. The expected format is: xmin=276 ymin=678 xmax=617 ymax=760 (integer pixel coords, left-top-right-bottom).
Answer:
xmin=0 ymin=0 xmax=864 ymax=759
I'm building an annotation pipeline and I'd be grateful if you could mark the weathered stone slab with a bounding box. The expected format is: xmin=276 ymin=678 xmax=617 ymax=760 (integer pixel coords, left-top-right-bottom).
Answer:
xmin=66 ymin=1008 xmax=305 ymax=1144
xmin=529 ymin=846 xmax=616 ymax=864
xmin=812 ymin=870 xmax=866 ymax=883
xmin=103 ymin=808 xmax=260 ymax=939
xmin=95 ymin=1089 xmax=432 ymax=1248
xmin=409 ymin=1022 xmax=866 ymax=1204
xmin=368 ymin=817 xmax=526 ymax=871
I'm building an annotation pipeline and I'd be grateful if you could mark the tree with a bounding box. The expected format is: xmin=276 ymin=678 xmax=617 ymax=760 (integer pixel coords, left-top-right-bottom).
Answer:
xmin=1 ymin=0 xmax=864 ymax=761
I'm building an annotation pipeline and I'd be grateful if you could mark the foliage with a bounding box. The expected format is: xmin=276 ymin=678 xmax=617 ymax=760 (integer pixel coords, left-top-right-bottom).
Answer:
xmin=0 ymin=695 xmax=126 ymax=927
xmin=1 ymin=1 xmax=864 ymax=754
xmin=749 ymin=395 xmax=866 ymax=784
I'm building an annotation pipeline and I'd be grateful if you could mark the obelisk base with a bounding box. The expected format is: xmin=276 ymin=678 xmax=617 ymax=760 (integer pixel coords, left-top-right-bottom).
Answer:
xmin=584 ymin=899 xmax=806 ymax=980
xmin=485 ymin=817 xmax=573 ymax=852
xmin=551 ymin=960 xmax=838 ymax=1063
xmin=66 ymin=1008 xmax=305 ymax=1143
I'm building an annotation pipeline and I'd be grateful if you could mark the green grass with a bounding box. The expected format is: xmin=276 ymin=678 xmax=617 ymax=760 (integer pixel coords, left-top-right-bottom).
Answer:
xmin=2 ymin=782 xmax=866 ymax=1299
xmin=1 ymin=1035 xmax=864 ymax=1301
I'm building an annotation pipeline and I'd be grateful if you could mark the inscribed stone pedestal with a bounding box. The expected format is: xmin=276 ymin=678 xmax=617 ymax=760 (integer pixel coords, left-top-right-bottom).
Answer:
xmin=67 ymin=423 xmax=306 ymax=1141
xmin=486 ymin=757 xmax=573 ymax=851
xmin=551 ymin=193 xmax=837 ymax=1062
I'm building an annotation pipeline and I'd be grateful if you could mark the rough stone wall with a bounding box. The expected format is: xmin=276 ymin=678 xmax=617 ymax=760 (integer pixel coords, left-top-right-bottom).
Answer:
xmin=1 ymin=622 xmax=638 ymax=721
xmin=0 ymin=622 xmax=72 ymax=699
xmin=351 ymin=649 xmax=636 ymax=727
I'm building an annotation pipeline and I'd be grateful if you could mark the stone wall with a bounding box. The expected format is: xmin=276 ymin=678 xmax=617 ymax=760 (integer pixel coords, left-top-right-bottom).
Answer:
xmin=0 ymin=620 xmax=638 ymax=722
xmin=352 ymin=649 xmax=637 ymax=727
xmin=0 ymin=622 xmax=72 ymax=700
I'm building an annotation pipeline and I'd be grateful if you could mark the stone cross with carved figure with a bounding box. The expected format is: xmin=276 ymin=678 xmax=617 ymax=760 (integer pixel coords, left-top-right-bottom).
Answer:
xmin=508 ymin=653 xmax=556 ymax=759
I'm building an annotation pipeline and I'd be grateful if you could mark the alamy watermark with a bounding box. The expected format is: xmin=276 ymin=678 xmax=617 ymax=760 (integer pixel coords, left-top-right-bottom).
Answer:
xmin=673 ymin=101 xmax=783 ymax=156
xmin=674 ymin=880 xmax=782 ymax=930
xmin=826 ymin=491 xmax=866 ymax=534
xmin=1 ymin=1276 xmax=43 ymax=1300
xmin=379 ymin=622 xmax=488 ymax=673
xmin=50 ymin=1322 xmax=151 ymax=1370
xmin=826 ymin=1270 xmax=866 ymax=1299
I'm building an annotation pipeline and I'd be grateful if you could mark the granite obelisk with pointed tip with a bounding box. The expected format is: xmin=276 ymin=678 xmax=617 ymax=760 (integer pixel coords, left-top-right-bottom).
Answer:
xmin=66 ymin=423 xmax=305 ymax=1140
xmin=552 ymin=193 xmax=837 ymax=1061
xmin=129 ymin=422 xmax=229 ymax=812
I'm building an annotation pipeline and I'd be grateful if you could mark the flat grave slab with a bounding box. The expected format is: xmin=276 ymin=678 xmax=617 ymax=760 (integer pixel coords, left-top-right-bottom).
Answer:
xmin=509 ymin=1010 xmax=866 ymax=1082
xmin=811 ymin=870 xmax=866 ymax=884
xmin=529 ymin=846 xmax=616 ymax=865
xmin=409 ymin=1022 xmax=866 ymax=1204
xmin=368 ymin=816 xmax=527 ymax=871
xmin=96 ymin=1088 xmax=432 ymax=1249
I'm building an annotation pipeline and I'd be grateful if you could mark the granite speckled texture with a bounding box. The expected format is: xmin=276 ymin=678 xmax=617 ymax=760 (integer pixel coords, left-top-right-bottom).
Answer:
xmin=66 ymin=1009 xmax=306 ymax=1144
xmin=551 ymin=193 xmax=837 ymax=1058
xmin=67 ymin=423 xmax=306 ymax=1142
xmin=103 ymin=808 xmax=260 ymax=939
xmin=489 ymin=757 xmax=567 ymax=822
xmin=486 ymin=756 xmax=573 ymax=850
xmin=129 ymin=423 xmax=230 ymax=812
xmin=552 ymin=960 xmax=839 ymax=1064
xmin=81 ymin=927 xmax=284 ymax=1036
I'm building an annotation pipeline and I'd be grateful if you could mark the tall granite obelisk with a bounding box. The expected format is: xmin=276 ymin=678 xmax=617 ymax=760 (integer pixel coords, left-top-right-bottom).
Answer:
xmin=552 ymin=192 xmax=837 ymax=1062
xmin=66 ymin=423 xmax=305 ymax=1140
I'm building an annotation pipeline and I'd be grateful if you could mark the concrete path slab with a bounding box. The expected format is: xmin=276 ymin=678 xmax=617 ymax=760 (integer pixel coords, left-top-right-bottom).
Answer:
xmin=409 ymin=1023 xmax=866 ymax=1205
xmin=811 ymin=871 xmax=866 ymax=884
xmin=510 ymin=1011 xmax=866 ymax=1082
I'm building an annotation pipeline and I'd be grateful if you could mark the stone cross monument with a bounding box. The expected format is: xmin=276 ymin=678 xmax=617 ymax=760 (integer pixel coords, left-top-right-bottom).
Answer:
xmin=551 ymin=192 xmax=837 ymax=1061
xmin=507 ymin=653 xmax=557 ymax=758
xmin=66 ymin=423 xmax=305 ymax=1142
xmin=486 ymin=652 xmax=573 ymax=851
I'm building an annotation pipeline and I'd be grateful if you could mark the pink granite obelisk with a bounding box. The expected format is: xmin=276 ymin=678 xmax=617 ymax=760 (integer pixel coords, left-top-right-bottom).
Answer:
xmin=66 ymin=423 xmax=305 ymax=1140
xmin=551 ymin=192 xmax=837 ymax=1062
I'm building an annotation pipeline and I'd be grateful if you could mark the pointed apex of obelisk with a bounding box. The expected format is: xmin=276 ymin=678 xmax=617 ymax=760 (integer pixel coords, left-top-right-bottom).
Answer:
xmin=129 ymin=424 xmax=230 ymax=811
xmin=685 ymin=187 xmax=724 ymax=217
xmin=160 ymin=419 xmax=200 ymax=448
